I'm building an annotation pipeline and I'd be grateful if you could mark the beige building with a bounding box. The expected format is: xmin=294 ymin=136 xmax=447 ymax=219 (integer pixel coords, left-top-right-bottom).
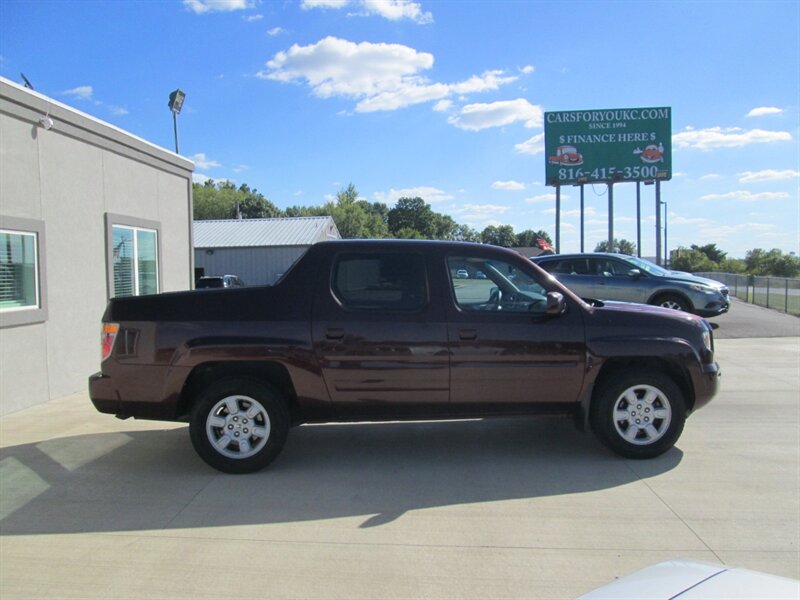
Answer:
xmin=0 ymin=77 xmax=194 ymax=415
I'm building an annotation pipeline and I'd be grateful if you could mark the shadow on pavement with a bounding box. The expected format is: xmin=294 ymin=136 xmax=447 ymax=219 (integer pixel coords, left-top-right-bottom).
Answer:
xmin=0 ymin=416 xmax=682 ymax=536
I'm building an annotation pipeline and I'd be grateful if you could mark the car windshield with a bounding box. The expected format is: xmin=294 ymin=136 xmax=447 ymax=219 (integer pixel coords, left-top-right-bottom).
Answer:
xmin=624 ymin=255 xmax=670 ymax=277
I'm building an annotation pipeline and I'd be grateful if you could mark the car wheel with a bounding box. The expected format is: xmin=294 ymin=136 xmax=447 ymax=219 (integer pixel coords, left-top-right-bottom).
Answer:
xmin=653 ymin=294 xmax=691 ymax=312
xmin=590 ymin=370 xmax=686 ymax=459
xmin=189 ymin=377 xmax=289 ymax=474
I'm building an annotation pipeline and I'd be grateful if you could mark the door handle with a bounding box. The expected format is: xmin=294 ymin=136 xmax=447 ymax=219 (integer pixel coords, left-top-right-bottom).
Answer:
xmin=459 ymin=329 xmax=478 ymax=341
xmin=325 ymin=328 xmax=345 ymax=340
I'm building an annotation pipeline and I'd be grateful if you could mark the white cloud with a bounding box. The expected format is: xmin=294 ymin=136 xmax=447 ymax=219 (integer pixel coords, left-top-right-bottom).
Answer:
xmin=492 ymin=180 xmax=525 ymax=191
xmin=63 ymin=85 xmax=93 ymax=100
xmin=301 ymin=0 xmax=349 ymax=8
xmin=519 ymin=65 xmax=534 ymax=74
xmin=192 ymin=173 xmax=213 ymax=184
xmin=525 ymin=192 xmax=565 ymax=204
xmin=260 ymin=37 xmax=433 ymax=99
xmin=232 ymin=164 xmax=250 ymax=173
xmin=543 ymin=206 xmax=597 ymax=217
xmin=373 ymin=186 xmax=454 ymax=204
xmin=738 ymin=169 xmax=800 ymax=183
xmin=673 ymin=126 xmax=792 ymax=150
xmin=107 ymin=105 xmax=129 ymax=116
xmin=190 ymin=153 xmax=222 ymax=170
xmin=451 ymin=203 xmax=511 ymax=222
xmin=183 ymin=0 xmax=255 ymax=14
xmin=362 ymin=0 xmax=433 ymax=23
xmin=259 ymin=37 xmax=516 ymax=113
xmin=746 ymin=106 xmax=784 ymax=117
xmin=514 ymin=132 xmax=545 ymax=155
xmin=433 ymin=99 xmax=452 ymax=112
xmin=700 ymin=173 xmax=720 ymax=180
xmin=699 ymin=190 xmax=790 ymax=202
xmin=243 ymin=13 xmax=263 ymax=21
xmin=302 ymin=0 xmax=432 ymax=23
xmin=448 ymin=99 xmax=543 ymax=131
xmin=699 ymin=222 xmax=776 ymax=238
xmin=670 ymin=216 xmax=713 ymax=226
xmin=267 ymin=27 xmax=284 ymax=36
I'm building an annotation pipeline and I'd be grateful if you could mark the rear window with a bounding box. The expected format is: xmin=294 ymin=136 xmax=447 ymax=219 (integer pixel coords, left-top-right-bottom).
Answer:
xmin=332 ymin=253 xmax=427 ymax=311
xmin=196 ymin=278 xmax=224 ymax=289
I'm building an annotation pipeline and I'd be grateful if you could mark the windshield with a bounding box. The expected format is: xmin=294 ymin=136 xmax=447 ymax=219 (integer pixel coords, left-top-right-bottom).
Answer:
xmin=625 ymin=255 xmax=670 ymax=276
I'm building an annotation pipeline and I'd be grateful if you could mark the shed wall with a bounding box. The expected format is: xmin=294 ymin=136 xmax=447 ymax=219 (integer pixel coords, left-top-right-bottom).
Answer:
xmin=194 ymin=246 xmax=310 ymax=286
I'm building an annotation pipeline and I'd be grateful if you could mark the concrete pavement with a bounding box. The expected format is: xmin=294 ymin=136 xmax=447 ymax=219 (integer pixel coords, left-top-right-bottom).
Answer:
xmin=1 ymin=333 xmax=798 ymax=598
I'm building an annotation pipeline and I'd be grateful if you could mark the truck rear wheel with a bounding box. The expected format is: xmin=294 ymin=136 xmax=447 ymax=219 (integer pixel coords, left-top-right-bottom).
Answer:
xmin=189 ymin=377 xmax=289 ymax=473
xmin=590 ymin=369 xmax=686 ymax=459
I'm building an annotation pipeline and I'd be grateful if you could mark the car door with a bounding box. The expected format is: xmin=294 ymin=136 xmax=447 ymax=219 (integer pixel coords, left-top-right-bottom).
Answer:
xmin=445 ymin=252 xmax=586 ymax=412
xmin=539 ymin=257 xmax=595 ymax=300
xmin=590 ymin=257 xmax=650 ymax=303
xmin=311 ymin=249 xmax=450 ymax=419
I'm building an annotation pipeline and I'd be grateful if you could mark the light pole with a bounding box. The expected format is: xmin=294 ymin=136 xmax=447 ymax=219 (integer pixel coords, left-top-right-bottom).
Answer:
xmin=661 ymin=199 xmax=669 ymax=267
xmin=168 ymin=89 xmax=186 ymax=154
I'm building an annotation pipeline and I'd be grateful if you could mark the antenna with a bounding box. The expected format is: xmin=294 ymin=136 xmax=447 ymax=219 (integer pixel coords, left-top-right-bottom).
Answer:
xmin=20 ymin=73 xmax=34 ymax=90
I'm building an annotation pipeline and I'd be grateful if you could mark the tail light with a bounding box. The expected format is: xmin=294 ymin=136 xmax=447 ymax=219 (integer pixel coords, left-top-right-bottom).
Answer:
xmin=101 ymin=323 xmax=120 ymax=361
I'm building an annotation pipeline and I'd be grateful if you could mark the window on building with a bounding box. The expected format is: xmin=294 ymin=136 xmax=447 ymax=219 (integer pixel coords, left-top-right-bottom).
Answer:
xmin=0 ymin=216 xmax=47 ymax=328
xmin=106 ymin=215 xmax=161 ymax=298
xmin=0 ymin=229 xmax=39 ymax=310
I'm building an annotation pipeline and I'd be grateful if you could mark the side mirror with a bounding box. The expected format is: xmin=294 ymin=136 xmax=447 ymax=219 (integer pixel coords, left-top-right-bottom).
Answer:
xmin=545 ymin=291 xmax=566 ymax=316
xmin=627 ymin=268 xmax=642 ymax=279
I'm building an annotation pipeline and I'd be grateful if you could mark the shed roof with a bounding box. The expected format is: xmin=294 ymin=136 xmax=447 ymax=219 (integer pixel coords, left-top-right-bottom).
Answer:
xmin=193 ymin=217 xmax=340 ymax=248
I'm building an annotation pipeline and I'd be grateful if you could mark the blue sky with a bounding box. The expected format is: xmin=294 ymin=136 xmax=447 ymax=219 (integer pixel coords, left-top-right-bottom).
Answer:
xmin=2 ymin=0 xmax=798 ymax=259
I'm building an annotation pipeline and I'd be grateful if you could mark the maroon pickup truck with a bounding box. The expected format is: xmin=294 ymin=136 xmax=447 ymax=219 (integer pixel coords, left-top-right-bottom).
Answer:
xmin=89 ymin=240 xmax=720 ymax=473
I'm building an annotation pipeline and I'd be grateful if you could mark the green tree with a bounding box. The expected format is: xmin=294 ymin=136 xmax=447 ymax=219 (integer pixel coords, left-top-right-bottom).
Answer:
xmin=746 ymin=248 xmax=800 ymax=276
xmin=481 ymin=225 xmax=516 ymax=247
xmin=594 ymin=238 xmax=636 ymax=255
xmin=336 ymin=183 xmax=359 ymax=206
xmin=387 ymin=197 xmax=433 ymax=237
xmin=452 ymin=224 xmax=481 ymax=243
xmin=670 ymin=247 xmax=718 ymax=272
xmin=516 ymin=229 xmax=553 ymax=247
xmin=193 ymin=181 xmax=282 ymax=220
xmin=691 ymin=243 xmax=727 ymax=264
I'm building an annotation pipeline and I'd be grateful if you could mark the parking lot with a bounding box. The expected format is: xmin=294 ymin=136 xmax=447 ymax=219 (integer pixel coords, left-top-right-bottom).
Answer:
xmin=1 ymin=299 xmax=798 ymax=599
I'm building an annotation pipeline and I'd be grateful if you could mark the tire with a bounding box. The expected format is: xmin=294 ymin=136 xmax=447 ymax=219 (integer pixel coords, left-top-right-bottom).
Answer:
xmin=189 ymin=377 xmax=289 ymax=474
xmin=590 ymin=369 xmax=686 ymax=459
xmin=653 ymin=293 xmax=691 ymax=312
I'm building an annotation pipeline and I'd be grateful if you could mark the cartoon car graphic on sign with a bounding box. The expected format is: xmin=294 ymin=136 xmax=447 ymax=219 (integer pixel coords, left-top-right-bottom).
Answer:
xmin=548 ymin=145 xmax=584 ymax=166
xmin=634 ymin=142 xmax=665 ymax=164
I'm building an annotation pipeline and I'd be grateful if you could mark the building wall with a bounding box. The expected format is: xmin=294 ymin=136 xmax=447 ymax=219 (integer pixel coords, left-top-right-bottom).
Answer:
xmin=0 ymin=79 xmax=194 ymax=415
xmin=194 ymin=246 xmax=309 ymax=286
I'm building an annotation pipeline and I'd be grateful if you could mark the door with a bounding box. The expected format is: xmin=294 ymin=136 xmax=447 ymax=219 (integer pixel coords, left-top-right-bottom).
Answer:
xmin=588 ymin=257 xmax=650 ymax=303
xmin=445 ymin=252 xmax=587 ymax=413
xmin=312 ymin=250 xmax=450 ymax=419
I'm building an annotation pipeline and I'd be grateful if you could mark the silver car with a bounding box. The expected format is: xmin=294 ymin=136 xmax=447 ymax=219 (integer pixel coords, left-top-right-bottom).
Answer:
xmin=531 ymin=253 xmax=729 ymax=317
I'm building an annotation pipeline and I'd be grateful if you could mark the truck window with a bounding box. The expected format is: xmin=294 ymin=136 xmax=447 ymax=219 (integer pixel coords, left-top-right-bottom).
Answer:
xmin=448 ymin=256 xmax=548 ymax=314
xmin=332 ymin=253 xmax=427 ymax=311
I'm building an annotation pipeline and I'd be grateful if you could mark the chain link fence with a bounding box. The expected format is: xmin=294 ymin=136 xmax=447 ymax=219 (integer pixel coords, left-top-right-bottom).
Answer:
xmin=696 ymin=272 xmax=800 ymax=316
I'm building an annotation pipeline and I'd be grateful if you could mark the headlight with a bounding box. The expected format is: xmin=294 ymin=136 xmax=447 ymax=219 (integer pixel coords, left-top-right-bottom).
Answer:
xmin=702 ymin=330 xmax=712 ymax=352
xmin=689 ymin=283 xmax=714 ymax=294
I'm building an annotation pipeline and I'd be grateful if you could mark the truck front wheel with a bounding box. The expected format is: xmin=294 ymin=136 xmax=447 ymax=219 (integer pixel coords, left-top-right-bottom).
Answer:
xmin=590 ymin=370 xmax=686 ymax=459
xmin=189 ymin=377 xmax=289 ymax=473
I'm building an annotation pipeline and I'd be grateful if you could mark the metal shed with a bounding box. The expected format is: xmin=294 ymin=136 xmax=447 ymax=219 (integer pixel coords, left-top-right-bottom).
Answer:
xmin=193 ymin=216 xmax=340 ymax=286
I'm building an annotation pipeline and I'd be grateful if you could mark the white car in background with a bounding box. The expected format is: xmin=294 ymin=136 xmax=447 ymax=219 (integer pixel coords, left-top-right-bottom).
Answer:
xmin=578 ymin=560 xmax=800 ymax=600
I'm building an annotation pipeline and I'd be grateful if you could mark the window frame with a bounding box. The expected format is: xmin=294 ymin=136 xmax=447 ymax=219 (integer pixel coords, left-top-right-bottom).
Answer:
xmin=0 ymin=216 xmax=48 ymax=328
xmin=105 ymin=214 xmax=162 ymax=299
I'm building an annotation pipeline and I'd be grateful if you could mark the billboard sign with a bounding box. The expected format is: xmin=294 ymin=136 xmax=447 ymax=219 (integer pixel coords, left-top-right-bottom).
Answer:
xmin=544 ymin=107 xmax=671 ymax=186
